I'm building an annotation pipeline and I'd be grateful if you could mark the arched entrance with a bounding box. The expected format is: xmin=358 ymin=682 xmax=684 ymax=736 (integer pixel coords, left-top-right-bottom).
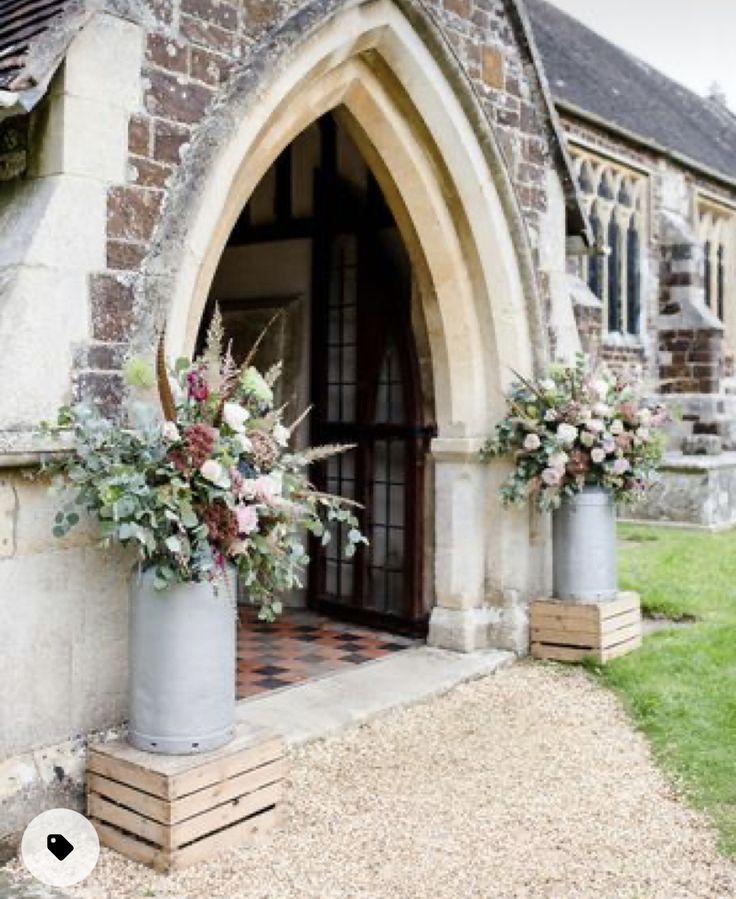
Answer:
xmin=199 ymin=112 xmax=435 ymax=633
xmin=144 ymin=0 xmax=551 ymax=653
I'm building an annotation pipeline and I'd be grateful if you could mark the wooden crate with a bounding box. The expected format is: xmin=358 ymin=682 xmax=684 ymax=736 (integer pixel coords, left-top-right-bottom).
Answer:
xmin=530 ymin=591 xmax=642 ymax=663
xmin=87 ymin=727 xmax=286 ymax=872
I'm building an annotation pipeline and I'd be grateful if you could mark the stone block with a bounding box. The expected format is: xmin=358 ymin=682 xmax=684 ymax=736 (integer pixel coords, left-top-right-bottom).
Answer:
xmin=129 ymin=155 xmax=173 ymax=189
xmin=107 ymin=240 xmax=147 ymax=271
xmin=242 ymin=0 xmax=279 ymax=30
xmin=481 ymin=45 xmax=505 ymax=89
xmin=146 ymin=33 xmax=189 ymax=74
xmin=0 ymin=266 xmax=91 ymax=426
xmin=682 ymin=434 xmax=722 ymax=456
xmin=89 ymin=273 xmax=135 ymax=342
xmin=190 ymin=47 xmax=231 ymax=86
xmin=128 ymin=114 xmax=152 ymax=157
xmin=144 ymin=68 xmax=215 ymax=125
xmin=63 ymin=14 xmax=143 ymax=111
xmin=107 ymin=186 xmax=163 ymax=242
xmin=181 ymin=0 xmax=238 ymax=31
xmin=73 ymin=372 xmax=126 ymax=419
xmin=179 ymin=14 xmax=236 ymax=54
xmin=153 ymin=119 xmax=191 ymax=164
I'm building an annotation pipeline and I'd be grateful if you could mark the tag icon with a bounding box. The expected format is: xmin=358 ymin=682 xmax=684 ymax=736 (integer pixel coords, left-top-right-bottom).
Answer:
xmin=47 ymin=833 xmax=75 ymax=861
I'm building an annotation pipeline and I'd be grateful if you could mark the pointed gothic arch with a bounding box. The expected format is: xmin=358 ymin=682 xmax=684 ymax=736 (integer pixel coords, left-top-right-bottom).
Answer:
xmin=139 ymin=0 xmax=552 ymax=651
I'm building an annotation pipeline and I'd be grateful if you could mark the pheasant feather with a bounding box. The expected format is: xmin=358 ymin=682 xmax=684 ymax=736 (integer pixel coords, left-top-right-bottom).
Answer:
xmin=156 ymin=330 xmax=177 ymax=422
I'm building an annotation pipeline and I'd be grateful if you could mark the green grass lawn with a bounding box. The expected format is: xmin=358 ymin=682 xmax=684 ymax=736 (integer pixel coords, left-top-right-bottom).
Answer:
xmin=594 ymin=523 xmax=736 ymax=854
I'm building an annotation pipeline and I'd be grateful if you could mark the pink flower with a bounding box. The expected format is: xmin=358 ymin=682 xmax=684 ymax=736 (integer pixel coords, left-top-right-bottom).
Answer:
xmin=523 ymin=433 xmax=541 ymax=451
xmin=542 ymin=467 xmax=562 ymax=487
xmin=241 ymin=475 xmax=282 ymax=503
xmin=236 ymin=504 xmax=258 ymax=536
xmin=186 ymin=369 xmax=209 ymax=402
xmin=613 ymin=458 xmax=631 ymax=475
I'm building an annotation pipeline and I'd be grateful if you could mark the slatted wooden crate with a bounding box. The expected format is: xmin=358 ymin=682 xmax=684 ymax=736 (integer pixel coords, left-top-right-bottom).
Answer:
xmin=87 ymin=727 xmax=286 ymax=872
xmin=530 ymin=591 xmax=642 ymax=663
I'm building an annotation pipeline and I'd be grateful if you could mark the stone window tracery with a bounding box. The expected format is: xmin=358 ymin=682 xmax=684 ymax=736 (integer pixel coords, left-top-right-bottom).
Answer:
xmin=572 ymin=152 xmax=647 ymax=337
xmin=698 ymin=197 xmax=736 ymax=362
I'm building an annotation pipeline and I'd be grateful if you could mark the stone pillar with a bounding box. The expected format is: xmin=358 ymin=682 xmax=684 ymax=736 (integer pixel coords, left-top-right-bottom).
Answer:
xmin=427 ymin=439 xmax=551 ymax=655
xmin=427 ymin=438 xmax=489 ymax=653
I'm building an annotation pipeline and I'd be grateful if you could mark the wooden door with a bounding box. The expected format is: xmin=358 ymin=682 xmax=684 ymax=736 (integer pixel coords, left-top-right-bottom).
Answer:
xmin=309 ymin=184 xmax=432 ymax=633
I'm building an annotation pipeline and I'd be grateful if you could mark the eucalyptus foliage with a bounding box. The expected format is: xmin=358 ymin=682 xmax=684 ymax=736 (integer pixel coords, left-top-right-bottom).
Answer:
xmin=42 ymin=311 xmax=366 ymax=619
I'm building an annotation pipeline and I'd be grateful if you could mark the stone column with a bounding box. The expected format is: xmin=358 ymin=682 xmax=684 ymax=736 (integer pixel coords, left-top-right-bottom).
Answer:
xmin=427 ymin=438 xmax=551 ymax=654
xmin=427 ymin=438 xmax=488 ymax=652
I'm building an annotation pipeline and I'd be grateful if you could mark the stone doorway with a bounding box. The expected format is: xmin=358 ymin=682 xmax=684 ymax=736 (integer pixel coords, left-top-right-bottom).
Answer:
xmin=199 ymin=112 xmax=436 ymax=638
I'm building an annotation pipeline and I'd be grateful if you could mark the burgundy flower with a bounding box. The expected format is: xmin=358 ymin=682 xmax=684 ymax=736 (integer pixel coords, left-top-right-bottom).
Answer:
xmin=183 ymin=424 xmax=217 ymax=469
xmin=186 ymin=369 xmax=209 ymax=402
xmin=200 ymin=501 xmax=239 ymax=549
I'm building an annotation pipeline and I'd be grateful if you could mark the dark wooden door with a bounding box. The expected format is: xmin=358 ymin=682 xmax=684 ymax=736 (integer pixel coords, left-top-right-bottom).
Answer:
xmin=309 ymin=177 xmax=432 ymax=634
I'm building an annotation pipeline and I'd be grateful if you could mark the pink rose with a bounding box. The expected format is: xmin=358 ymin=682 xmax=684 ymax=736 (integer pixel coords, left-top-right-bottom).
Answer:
xmin=542 ymin=467 xmax=562 ymax=486
xmin=236 ymin=504 xmax=258 ymax=535
xmin=613 ymin=458 xmax=631 ymax=475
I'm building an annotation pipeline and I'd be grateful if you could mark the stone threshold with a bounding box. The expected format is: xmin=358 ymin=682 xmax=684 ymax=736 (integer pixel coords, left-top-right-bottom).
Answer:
xmin=235 ymin=645 xmax=515 ymax=746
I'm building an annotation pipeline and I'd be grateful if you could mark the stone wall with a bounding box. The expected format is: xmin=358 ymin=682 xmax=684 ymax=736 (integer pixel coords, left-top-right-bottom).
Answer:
xmin=624 ymin=452 xmax=736 ymax=530
xmin=558 ymin=109 xmax=736 ymax=455
xmin=67 ymin=0 xmax=567 ymax=419
xmin=0 ymin=0 xmax=569 ymax=839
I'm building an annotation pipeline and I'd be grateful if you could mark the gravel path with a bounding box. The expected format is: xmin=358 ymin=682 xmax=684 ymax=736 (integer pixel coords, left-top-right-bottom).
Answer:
xmin=33 ymin=663 xmax=736 ymax=898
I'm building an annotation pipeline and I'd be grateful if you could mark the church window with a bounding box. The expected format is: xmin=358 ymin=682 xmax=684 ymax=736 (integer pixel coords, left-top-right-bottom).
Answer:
xmin=573 ymin=151 xmax=646 ymax=337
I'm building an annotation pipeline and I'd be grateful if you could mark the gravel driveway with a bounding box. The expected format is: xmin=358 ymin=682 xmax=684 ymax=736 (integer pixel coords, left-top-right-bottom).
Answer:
xmin=50 ymin=663 xmax=736 ymax=898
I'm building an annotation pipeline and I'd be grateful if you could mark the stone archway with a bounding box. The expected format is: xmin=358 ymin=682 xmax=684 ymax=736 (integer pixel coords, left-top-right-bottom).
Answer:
xmin=142 ymin=0 xmax=551 ymax=652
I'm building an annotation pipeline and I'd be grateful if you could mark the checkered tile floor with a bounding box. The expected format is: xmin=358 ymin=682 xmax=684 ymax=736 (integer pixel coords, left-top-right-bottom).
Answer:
xmin=237 ymin=608 xmax=417 ymax=698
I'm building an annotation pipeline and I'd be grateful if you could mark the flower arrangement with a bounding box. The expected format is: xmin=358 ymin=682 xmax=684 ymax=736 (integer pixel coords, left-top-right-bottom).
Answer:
xmin=42 ymin=310 xmax=366 ymax=619
xmin=481 ymin=356 xmax=668 ymax=511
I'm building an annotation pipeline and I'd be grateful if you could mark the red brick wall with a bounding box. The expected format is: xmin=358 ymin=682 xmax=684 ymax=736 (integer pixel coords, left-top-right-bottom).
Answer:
xmin=74 ymin=0 xmax=562 ymax=410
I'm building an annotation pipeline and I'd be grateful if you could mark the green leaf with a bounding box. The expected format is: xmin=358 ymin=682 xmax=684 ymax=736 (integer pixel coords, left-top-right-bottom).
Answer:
xmin=52 ymin=526 xmax=65 ymax=539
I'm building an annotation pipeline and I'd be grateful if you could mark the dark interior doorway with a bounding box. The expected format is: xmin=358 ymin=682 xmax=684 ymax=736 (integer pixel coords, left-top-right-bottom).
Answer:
xmin=200 ymin=111 xmax=435 ymax=635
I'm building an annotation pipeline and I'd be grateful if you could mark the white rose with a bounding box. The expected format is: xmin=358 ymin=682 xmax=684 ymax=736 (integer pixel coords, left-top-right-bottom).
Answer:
xmin=591 ymin=379 xmax=610 ymax=399
xmin=223 ymin=402 xmax=250 ymax=433
xmin=540 ymin=379 xmax=556 ymax=393
xmin=638 ymin=409 xmax=652 ymax=426
xmin=610 ymin=419 xmax=624 ymax=435
xmin=580 ymin=431 xmax=595 ymax=448
xmin=591 ymin=448 xmax=606 ymax=464
xmin=593 ymin=403 xmax=611 ymax=418
xmin=235 ymin=434 xmax=253 ymax=454
xmin=542 ymin=467 xmax=562 ymax=487
xmin=161 ymin=421 xmax=180 ymax=442
xmin=587 ymin=419 xmax=605 ymax=433
xmin=557 ymin=423 xmax=578 ymax=445
xmin=636 ymin=427 xmax=650 ymax=442
xmin=548 ymin=451 xmax=568 ymax=468
xmin=523 ymin=433 xmax=541 ymax=451
xmin=200 ymin=460 xmax=229 ymax=488
xmin=273 ymin=424 xmax=291 ymax=447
